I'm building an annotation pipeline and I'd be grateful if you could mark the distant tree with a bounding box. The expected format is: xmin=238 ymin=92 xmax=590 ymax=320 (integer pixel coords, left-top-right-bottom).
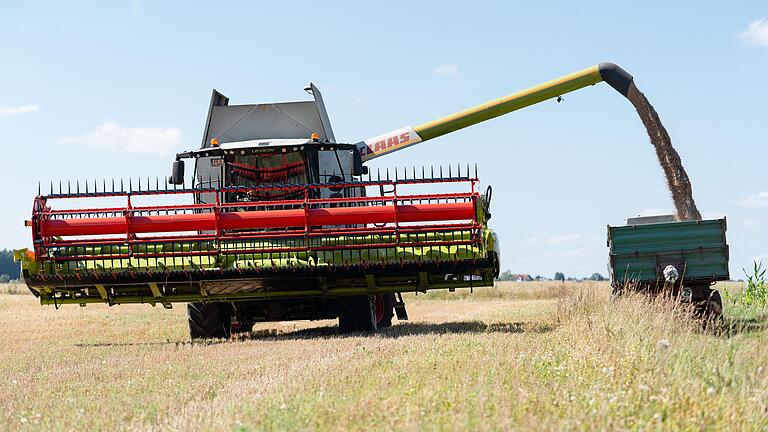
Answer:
xmin=534 ymin=275 xmax=543 ymax=281
xmin=554 ymin=272 xmax=565 ymax=282
xmin=497 ymin=270 xmax=513 ymax=281
xmin=589 ymin=273 xmax=606 ymax=281
xmin=0 ymin=250 xmax=20 ymax=281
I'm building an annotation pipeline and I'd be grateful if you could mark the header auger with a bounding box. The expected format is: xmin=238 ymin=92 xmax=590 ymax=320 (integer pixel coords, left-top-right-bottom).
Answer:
xmin=18 ymin=63 xmax=634 ymax=338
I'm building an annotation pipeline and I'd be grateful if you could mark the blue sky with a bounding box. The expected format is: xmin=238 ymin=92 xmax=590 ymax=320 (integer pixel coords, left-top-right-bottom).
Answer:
xmin=1 ymin=1 xmax=766 ymax=278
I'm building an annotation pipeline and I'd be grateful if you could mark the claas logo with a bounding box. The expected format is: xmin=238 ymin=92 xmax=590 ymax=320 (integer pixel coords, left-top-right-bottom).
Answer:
xmin=369 ymin=131 xmax=411 ymax=153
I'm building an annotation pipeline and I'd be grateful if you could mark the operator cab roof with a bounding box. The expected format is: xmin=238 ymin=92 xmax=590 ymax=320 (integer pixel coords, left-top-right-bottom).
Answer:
xmin=179 ymin=139 xmax=358 ymax=159
xmin=207 ymin=138 xmax=313 ymax=150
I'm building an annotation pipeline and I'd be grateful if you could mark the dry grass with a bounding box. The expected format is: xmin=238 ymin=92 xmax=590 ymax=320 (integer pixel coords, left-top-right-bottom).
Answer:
xmin=0 ymin=281 xmax=766 ymax=431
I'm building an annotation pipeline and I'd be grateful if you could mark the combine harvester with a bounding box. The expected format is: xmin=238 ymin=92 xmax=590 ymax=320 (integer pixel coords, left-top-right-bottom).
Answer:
xmin=20 ymin=63 xmax=642 ymax=339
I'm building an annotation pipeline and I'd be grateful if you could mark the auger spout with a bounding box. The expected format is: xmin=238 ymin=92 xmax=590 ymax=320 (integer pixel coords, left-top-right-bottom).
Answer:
xmin=356 ymin=62 xmax=633 ymax=161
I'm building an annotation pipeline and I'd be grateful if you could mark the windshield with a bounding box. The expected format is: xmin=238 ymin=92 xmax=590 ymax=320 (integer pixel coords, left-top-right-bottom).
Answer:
xmin=224 ymin=151 xmax=308 ymax=201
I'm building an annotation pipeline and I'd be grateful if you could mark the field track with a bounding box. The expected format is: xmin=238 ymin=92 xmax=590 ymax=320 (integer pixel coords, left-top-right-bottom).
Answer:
xmin=1 ymin=281 xmax=766 ymax=431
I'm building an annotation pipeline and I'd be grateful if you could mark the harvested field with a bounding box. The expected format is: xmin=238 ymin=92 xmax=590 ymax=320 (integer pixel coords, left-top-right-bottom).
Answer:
xmin=1 ymin=281 xmax=766 ymax=431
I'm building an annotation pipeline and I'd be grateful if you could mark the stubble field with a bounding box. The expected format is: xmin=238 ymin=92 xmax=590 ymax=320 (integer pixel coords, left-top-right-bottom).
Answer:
xmin=0 ymin=281 xmax=766 ymax=431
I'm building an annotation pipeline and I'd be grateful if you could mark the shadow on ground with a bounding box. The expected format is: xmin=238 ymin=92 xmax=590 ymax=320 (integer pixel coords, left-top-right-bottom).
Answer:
xmin=235 ymin=320 xmax=556 ymax=342
xmin=722 ymin=314 xmax=768 ymax=336
xmin=74 ymin=320 xmax=556 ymax=347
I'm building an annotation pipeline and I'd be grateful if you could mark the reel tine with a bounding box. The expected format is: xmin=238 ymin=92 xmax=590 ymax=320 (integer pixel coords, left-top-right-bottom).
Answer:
xmin=76 ymin=180 xmax=80 ymax=195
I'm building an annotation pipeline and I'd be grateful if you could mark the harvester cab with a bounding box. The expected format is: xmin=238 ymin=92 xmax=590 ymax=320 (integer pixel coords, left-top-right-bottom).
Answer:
xmin=18 ymin=63 xmax=639 ymax=340
xmin=174 ymin=83 xmax=364 ymax=196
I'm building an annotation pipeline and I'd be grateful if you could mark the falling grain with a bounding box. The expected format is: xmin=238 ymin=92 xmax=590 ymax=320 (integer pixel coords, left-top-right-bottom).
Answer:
xmin=626 ymin=82 xmax=701 ymax=221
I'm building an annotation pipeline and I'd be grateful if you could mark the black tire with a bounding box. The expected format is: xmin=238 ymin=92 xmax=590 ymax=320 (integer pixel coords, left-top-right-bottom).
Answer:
xmin=338 ymin=294 xmax=395 ymax=333
xmin=378 ymin=293 xmax=395 ymax=328
xmin=338 ymin=296 xmax=370 ymax=333
xmin=231 ymin=321 xmax=254 ymax=335
xmin=187 ymin=302 xmax=232 ymax=340
xmin=610 ymin=283 xmax=623 ymax=300
xmin=704 ymin=289 xmax=723 ymax=322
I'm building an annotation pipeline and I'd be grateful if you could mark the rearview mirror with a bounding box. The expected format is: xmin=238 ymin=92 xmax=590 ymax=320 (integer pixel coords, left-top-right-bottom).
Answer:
xmin=170 ymin=160 xmax=185 ymax=185
xmin=352 ymin=150 xmax=367 ymax=176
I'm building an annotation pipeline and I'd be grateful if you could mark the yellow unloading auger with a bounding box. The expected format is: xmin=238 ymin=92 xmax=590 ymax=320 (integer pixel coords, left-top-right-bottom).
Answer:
xmin=355 ymin=63 xmax=633 ymax=161
xmin=18 ymin=62 xmax=634 ymax=338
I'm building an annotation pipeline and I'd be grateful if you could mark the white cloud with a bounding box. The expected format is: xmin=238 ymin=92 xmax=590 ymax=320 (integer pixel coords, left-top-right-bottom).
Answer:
xmin=562 ymin=248 xmax=588 ymax=258
xmin=741 ymin=18 xmax=768 ymax=47
xmin=61 ymin=121 xmax=182 ymax=154
xmin=740 ymin=218 xmax=760 ymax=228
xmin=433 ymin=64 xmax=460 ymax=79
xmin=635 ymin=208 xmax=672 ymax=217
xmin=545 ymin=234 xmax=582 ymax=245
xmin=0 ymin=104 xmax=39 ymax=115
xmin=740 ymin=191 xmax=768 ymax=208
xmin=131 ymin=0 xmax=143 ymax=14
xmin=701 ymin=210 xmax=725 ymax=219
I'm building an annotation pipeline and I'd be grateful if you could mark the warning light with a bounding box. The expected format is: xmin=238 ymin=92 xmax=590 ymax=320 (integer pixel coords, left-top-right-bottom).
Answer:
xmin=210 ymin=138 xmax=219 ymax=146
xmin=311 ymin=133 xmax=319 ymax=141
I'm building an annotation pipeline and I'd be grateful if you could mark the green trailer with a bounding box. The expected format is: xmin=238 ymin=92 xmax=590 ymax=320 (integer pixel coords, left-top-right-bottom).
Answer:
xmin=607 ymin=216 xmax=729 ymax=317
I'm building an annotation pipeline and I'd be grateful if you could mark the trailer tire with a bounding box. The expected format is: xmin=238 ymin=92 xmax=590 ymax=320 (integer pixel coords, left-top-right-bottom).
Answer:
xmin=704 ymin=289 xmax=723 ymax=323
xmin=187 ymin=302 xmax=232 ymax=340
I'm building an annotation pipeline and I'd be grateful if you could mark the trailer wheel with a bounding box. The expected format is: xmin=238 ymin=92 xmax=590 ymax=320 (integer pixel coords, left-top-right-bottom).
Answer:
xmin=338 ymin=294 xmax=394 ymax=333
xmin=704 ymin=289 xmax=723 ymax=323
xmin=187 ymin=302 xmax=232 ymax=340
xmin=687 ymin=285 xmax=723 ymax=325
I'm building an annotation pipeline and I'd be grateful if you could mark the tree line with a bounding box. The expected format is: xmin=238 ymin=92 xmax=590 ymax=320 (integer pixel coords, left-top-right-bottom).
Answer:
xmin=0 ymin=250 xmax=21 ymax=282
xmin=496 ymin=270 xmax=605 ymax=282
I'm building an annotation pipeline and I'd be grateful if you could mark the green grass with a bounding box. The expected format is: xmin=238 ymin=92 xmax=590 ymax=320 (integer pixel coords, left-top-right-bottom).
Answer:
xmin=0 ymin=281 xmax=766 ymax=431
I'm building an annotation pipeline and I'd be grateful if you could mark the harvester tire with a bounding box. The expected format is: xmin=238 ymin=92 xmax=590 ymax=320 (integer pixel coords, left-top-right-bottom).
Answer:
xmin=187 ymin=302 xmax=232 ymax=340
xmin=378 ymin=293 xmax=395 ymax=328
xmin=338 ymin=294 xmax=395 ymax=333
